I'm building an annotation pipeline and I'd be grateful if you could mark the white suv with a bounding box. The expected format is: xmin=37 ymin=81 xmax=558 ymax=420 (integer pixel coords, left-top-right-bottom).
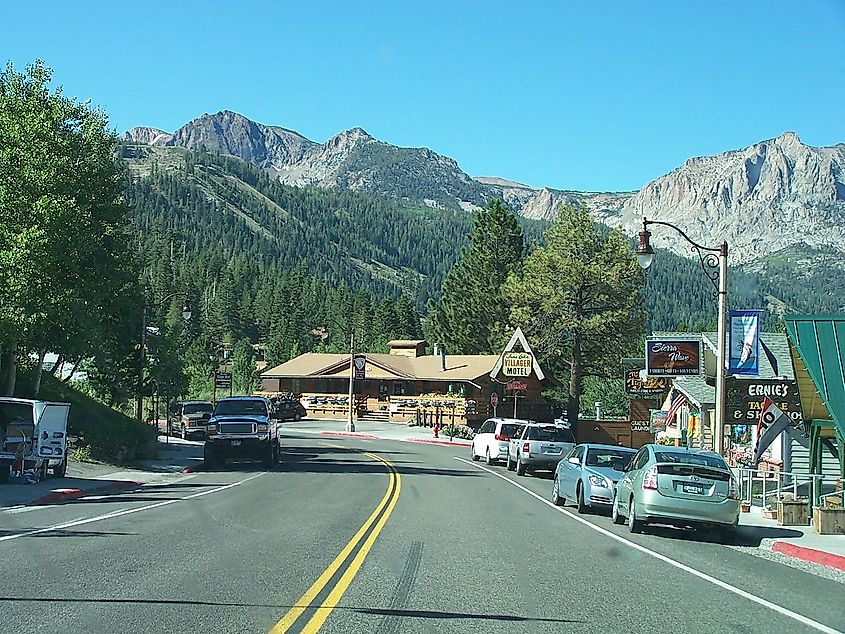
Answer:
xmin=470 ymin=418 xmax=528 ymax=465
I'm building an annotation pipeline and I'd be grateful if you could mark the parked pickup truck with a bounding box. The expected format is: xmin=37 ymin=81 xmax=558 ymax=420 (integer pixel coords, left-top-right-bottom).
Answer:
xmin=507 ymin=422 xmax=576 ymax=476
xmin=204 ymin=396 xmax=282 ymax=468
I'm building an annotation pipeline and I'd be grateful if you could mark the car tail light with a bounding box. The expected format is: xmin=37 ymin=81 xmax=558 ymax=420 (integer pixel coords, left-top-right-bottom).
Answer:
xmin=494 ymin=434 xmax=509 ymax=441
xmin=728 ymin=477 xmax=739 ymax=500
xmin=642 ymin=465 xmax=658 ymax=490
xmin=522 ymin=442 xmax=530 ymax=455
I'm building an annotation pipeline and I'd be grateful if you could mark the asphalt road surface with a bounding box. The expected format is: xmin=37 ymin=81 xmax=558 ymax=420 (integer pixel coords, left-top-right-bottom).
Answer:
xmin=1 ymin=433 xmax=843 ymax=633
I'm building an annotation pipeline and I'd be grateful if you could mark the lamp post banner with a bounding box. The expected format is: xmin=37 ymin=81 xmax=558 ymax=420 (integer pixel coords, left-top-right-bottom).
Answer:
xmin=645 ymin=338 xmax=701 ymax=376
xmin=353 ymin=355 xmax=367 ymax=380
xmin=729 ymin=310 xmax=761 ymax=376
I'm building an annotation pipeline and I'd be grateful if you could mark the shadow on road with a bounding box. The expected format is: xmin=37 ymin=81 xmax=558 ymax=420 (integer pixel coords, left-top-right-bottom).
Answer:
xmin=638 ymin=523 xmax=804 ymax=547
xmin=0 ymin=597 xmax=582 ymax=624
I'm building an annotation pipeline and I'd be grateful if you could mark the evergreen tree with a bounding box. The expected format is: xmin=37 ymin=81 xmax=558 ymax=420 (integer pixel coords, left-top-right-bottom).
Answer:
xmin=502 ymin=203 xmax=645 ymax=431
xmin=426 ymin=199 xmax=526 ymax=354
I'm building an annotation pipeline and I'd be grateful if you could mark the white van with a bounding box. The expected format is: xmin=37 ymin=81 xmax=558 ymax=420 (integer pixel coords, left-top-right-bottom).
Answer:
xmin=0 ymin=398 xmax=70 ymax=482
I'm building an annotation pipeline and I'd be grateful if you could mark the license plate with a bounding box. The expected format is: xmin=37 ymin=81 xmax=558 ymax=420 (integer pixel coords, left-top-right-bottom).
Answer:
xmin=682 ymin=483 xmax=704 ymax=495
xmin=230 ymin=440 xmax=241 ymax=447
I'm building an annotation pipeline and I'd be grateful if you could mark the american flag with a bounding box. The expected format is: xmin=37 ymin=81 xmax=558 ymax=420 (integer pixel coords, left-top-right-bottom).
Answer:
xmin=666 ymin=389 xmax=688 ymax=426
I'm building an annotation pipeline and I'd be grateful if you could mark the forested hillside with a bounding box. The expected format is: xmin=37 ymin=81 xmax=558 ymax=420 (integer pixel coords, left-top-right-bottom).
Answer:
xmin=123 ymin=143 xmax=837 ymax=380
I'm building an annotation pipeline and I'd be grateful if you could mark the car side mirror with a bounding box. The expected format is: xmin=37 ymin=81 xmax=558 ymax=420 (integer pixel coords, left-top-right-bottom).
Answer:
xmin=567 ymin=456 xmax=580 ymax=465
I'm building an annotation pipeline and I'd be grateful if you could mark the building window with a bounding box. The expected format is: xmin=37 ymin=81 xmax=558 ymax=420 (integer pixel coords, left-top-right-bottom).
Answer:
xmin=393 ymin=382 xmax=406 ymax=396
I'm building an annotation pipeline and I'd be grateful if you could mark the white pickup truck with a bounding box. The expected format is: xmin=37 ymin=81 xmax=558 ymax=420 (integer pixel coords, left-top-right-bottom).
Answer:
xmin=507 ymin=422 xmax=576 ymax=476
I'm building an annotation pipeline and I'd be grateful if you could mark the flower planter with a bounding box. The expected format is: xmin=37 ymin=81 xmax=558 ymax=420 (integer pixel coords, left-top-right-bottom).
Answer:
xmin=761 ymin=508 xmax=778 ymax=520
xmin=813 ymin=507 xmax=845 ymax=535
xmin=740 ymin=501 xmax=751 ymax=513
xmin=778 ymin=500 xmax=809 ymax=526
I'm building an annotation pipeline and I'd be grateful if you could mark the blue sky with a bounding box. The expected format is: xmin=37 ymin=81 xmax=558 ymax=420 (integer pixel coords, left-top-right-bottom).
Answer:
xmin=3 ymin=1 xmax=843 ymax=191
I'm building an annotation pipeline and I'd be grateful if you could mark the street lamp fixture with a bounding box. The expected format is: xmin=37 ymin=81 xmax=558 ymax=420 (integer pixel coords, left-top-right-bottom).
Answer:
xmin=636 ymin=217 xmax=729 ymax=456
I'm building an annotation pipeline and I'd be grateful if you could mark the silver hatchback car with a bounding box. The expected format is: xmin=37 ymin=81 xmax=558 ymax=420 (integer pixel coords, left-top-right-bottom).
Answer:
xmin=612 ymin=445 xmax=740 ymax=540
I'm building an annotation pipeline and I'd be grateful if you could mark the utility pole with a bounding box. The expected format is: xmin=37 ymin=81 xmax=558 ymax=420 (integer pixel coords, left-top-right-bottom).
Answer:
xmin=346 ymin=328 xmax=355 ymax=432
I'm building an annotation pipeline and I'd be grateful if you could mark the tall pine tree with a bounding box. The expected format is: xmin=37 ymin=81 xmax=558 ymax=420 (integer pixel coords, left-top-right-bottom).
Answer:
xmin=426 ymin=199 xmax=526 ymax=354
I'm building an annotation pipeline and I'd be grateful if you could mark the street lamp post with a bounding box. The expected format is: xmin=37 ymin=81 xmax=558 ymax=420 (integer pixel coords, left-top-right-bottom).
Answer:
xmin=636 ymin=217 xmax=729 ymax=456
xmin=136 ymin=293 xmax=192 ymax=424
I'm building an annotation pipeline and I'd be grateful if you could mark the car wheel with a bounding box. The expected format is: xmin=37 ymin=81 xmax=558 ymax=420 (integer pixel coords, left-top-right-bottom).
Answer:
xmin=552 ymin=478 xmax=565 ymax=506
xmin=506 ymin=453 xmax=515 ymax=471
xmin=272 ymin=443 xmax=280 ymax=464
xmin=516 ymin=455 xmax=526 ymax=476
xmin=470 ymin=443 xmax=480 ymax=462
xmin=263 ymin=445 xmax=275 ymax=468
xmin=486 ymin=449 xmax=494 ymax=466
xmin=627 ymin=497 xmax=645 ymax=533
xmin=181 ymin=427 xmax=187 ymax=440
xmin=294 ymin=413 xmax=301 ymax=421
xmin=611 ymin=493 xmax=625 ymax=524
xmin=576 ymin=483 xmax=589 ymax=514
xmin=52 ymin=457 xmax=68 ymax=478
xmin=204 ymin=446 xmax=219 ymax=468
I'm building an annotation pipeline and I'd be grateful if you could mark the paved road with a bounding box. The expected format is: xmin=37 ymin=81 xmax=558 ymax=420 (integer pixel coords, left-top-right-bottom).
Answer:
xmin=0 ymin=434 xmax=843 ymax=633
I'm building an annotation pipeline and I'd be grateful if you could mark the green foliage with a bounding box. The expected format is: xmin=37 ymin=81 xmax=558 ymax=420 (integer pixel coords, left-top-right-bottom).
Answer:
xmin=232 ymin=338 xmax=258 ymax=395
xmin=503 ymin=203 xmax=646 ymax=428
xmin=0 ymin=59 xmax=141 ymax=397
xmin=34 ymin=372 xmax=156 ymax=463
xmin=425 ymin=199 xmax=527 ymax=354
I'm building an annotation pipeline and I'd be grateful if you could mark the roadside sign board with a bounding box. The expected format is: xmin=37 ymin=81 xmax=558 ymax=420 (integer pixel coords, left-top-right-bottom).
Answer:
xmin=502 ymin=352 xmax=532 ymax=377
xmin=353 ymin=355 xmax=366 ymax=380
xmin=726 ymin=377 xmax=802 ymax=424
xmin=506 ymin=380 xmax=528 ymax=392
xmin=214 ymin=371 xmax=232 ymax=389
xmin=624 ymin=369 xmax=670 ymax=395
xmin=649 ymin=410 xmax=669 ymax=433
xmin=490 ymin=392 xmax=499 ymax=407
xmin=645 ymin=338 xmax=701 ymax=376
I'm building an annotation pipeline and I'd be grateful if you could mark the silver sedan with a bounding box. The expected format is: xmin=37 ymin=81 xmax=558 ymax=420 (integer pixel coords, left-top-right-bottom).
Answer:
xmin=611 ymin=444 xmax=740 ymax=540
xmin=552 ymin=444 xmax=636 ymax=513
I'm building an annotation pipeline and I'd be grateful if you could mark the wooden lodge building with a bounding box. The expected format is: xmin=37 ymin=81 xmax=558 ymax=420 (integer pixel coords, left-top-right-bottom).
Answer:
xmin=259 ymin=333 xmax=551 ymax=428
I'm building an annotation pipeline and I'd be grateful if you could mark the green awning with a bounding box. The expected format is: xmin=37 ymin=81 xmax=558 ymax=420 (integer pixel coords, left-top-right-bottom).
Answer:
xmin=784 ymin=315 xmax=845 ymax=440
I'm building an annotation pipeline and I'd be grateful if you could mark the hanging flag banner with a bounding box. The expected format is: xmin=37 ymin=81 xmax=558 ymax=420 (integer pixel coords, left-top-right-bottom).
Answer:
xmin=649 ymin=410 xmax=669 ymax=433
xmin=729 ymin=310 xmax=762 ymax=376
xmin=752 ymin=397 xmax=790 ymax=464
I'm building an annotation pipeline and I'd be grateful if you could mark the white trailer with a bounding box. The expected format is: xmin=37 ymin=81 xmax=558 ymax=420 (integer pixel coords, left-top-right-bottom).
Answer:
xmin=0 ymin=397 xmax=70 ymax=483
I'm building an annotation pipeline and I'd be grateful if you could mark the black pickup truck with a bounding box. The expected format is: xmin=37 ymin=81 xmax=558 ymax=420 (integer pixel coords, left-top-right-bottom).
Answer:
xmin=204 ymin=396 xmax=282 ymax=467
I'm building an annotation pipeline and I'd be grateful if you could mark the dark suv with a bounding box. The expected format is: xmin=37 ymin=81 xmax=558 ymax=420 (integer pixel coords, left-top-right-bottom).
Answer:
xmin=204 ymin=397 xmax=281 ymax=467
xmin=270 ymin=399 xmax=306 ymax=422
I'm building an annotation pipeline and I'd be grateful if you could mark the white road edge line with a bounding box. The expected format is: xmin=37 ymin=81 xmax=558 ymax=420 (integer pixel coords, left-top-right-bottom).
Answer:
xmin=454 ymin=457 xmax=842 ymax=634
xmin=0 ymin=472 xmax=267 ymax=543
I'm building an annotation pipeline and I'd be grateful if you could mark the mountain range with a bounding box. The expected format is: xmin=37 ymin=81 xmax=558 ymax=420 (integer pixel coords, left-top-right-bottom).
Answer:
xmin=124 ymin=111 xmax=845 ymax=269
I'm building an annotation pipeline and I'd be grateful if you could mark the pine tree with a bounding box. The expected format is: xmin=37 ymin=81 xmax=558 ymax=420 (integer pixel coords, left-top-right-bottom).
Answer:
xmin=426 ymin=199 xmax=526 ymax=354
xmin=502 ymin=203 xmax=646 ymax=431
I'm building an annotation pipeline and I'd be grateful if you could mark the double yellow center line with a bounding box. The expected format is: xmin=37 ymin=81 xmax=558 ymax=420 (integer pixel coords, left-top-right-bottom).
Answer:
xmin=269 ymin=451 xmax=401 ymax=633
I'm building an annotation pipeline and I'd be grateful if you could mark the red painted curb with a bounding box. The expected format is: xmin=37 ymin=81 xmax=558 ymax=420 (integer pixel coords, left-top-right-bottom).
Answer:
xmin=28 ymin=480 xmax=144 ymax=506
xmin=771 ymin=541 xmax=845 ymax=572
xmin=319 ymin=431 xmax=379 ymax=440
xmin=405 ymin=438 xmax=472 ymax=447
xmin=180 ymin=463 xmax=205 ymax=473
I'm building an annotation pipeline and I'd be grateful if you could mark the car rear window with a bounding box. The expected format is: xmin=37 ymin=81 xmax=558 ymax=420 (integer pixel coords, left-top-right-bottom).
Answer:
xmin=528 ymin=426 xmax=574 ymax=442
xmin=500 ymin=424 xmax=522 ymax=438
xmin=585 ymin=448 xmax=635 ymax=468
xmin=653 ymin=451 xmax=728 ymax=470
xmin=183 ymin=404 xmax=212 ymax=415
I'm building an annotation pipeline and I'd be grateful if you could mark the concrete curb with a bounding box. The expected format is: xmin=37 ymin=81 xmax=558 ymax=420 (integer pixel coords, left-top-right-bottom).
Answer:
xmin=405 ymin=438 xmax=472 ymax=447
xmin=771 ymin=541 xmax=845 ymax=572
xmin=27 ymin=480 xmax=145 ymax=506
xmin=319 ymin=431 xmax=379 ymax=440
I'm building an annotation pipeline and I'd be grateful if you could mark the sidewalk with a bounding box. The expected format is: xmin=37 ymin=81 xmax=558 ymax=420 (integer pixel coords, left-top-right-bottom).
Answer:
xmin=0 ymin=435 xmax=203 ymax=509
xmin=281 ymin=418 xmax=472 ymax=447
xmin=739 ymin=504 xmax=845 ymax=572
